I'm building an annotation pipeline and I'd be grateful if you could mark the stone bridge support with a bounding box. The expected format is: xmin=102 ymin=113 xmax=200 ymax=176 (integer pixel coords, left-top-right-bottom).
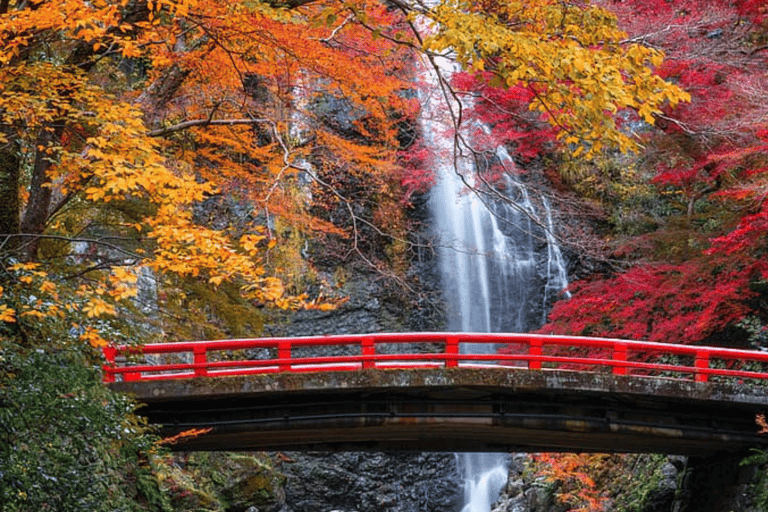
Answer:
xmin=676 ymin=453 xmax=759 ymax=512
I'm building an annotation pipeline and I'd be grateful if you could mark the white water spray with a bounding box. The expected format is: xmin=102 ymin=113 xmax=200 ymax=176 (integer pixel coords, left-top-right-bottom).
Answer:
xmin=458 ymin=453 xmax=510 ymax=512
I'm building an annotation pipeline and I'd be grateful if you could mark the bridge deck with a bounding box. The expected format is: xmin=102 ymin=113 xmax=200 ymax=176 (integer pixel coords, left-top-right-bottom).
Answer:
xmin=111 ymin=366 xmax=768 ymax=454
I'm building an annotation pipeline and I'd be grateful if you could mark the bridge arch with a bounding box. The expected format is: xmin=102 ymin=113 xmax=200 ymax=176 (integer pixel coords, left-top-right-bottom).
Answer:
xmin=104 ymin=333 xmax=768 ymax=454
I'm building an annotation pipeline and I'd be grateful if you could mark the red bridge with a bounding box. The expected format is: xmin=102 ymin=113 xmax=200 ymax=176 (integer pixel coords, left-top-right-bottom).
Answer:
xmin=104 ymin=332 xmax=768 ymax=454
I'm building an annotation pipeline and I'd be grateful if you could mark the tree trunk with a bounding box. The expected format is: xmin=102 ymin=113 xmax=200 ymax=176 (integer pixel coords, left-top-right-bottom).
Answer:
xmin=0 ymin=138 xmax=20 ymax=255
xmin=19 ymin=126 xmax=64 ymax=261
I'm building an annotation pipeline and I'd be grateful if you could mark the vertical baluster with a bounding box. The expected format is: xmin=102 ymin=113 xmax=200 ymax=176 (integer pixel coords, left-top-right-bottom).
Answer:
xmin=278 ymin=340 xmax=292 ymax=372
xmin=362 ymin=337 xmax=375 ymax=369
xmin=529 ymin=338 xmax=542 ymax=370
xmin=194 ymin=345 xmax=208 ymax=377
xmin=102 ymin=345 xmax=117 ymax=383
xmin=445 ymin=336 xmax=459 ymax=368
xmin=695 ymin=350 xmax=709 ymax=383
xmin=613 ymin=343 xmax=628 ymax=375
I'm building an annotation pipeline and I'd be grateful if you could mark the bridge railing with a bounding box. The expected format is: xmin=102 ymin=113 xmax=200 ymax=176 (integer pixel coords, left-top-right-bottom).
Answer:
xmin=102 ymin=332 xmax=768 ymax=384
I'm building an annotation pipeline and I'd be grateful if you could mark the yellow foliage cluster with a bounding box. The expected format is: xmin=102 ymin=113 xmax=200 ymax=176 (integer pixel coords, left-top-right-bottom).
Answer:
xmin=0 ymin=263 xmax=147 ymax=347
xmin=420 ymin=0 xmax=690 ymax=157
xmin=0 ymin=0 xmax=418 ymax=345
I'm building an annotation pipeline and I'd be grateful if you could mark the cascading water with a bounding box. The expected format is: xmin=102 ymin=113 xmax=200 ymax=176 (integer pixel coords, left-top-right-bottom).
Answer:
xmin=421 ymin=61 xmax=569 ymax=512
xmin=456 ymin=453 xmax=510 ymax=512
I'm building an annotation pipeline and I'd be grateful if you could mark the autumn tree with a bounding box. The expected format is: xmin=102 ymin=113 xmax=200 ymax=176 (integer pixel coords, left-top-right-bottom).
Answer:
xmin=539 ymin=0 xmax=768 ymax=346
xmin=0 ymin=0 xmax=421 ymax=345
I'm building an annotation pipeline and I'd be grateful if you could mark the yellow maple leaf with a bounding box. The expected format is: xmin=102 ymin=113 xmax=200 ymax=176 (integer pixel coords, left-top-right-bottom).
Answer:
xmin=208 ymin=274 xmax=226 ymax=286
xmin=0 ymin=305 xmax=16 ymax=323
xmin=80 ymin=327 xmax=109 ymax=348
xmin=83 ymin=298 xmax=117 ymax=318
xmin=262 ymin=277 xmax=285 ymax=301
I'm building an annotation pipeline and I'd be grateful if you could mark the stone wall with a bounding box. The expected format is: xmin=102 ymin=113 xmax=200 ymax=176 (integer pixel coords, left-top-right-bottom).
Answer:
xmin=279 ymin=452 xmax=460 ymax=512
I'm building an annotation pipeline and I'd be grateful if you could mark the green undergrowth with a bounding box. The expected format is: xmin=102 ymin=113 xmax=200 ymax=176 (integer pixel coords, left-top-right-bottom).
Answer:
xmin=741 ymin=449 xmax=768 ymax=511
xmin=0 ymin=340 xmax=287 ymax=512
xmin=609 ymin=454 xmax=675 ymax=512
xmin=0 ymin=342 xmax=170 ymax=512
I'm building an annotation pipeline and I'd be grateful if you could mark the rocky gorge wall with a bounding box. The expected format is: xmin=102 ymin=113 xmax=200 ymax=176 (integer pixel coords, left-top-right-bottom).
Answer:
xmin=159 ymin=448 xmax=764 ymax=512
xmin=279 ymin=452 xmax=460 ymax=512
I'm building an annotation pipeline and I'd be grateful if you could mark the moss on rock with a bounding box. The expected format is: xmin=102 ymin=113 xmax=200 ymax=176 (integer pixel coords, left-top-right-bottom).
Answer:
xmin=157 ymin=452 xmax=285 ymax=512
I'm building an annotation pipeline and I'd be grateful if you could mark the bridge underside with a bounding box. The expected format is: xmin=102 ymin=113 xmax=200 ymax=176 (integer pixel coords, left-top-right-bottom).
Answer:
xmin=111 ymin=368 xmax=768 ymax=454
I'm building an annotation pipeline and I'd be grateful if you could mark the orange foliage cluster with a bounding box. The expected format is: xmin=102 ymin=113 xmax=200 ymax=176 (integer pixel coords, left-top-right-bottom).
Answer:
xmin=533 ymin=453 xmax=608 ymax=512
xmin=0 ymin=0 xmax=419 ymax=344
xmin=156 ymin=427 xmax=214 ymax=446
xmin=757 ymin=413 xmax=768 ymax=435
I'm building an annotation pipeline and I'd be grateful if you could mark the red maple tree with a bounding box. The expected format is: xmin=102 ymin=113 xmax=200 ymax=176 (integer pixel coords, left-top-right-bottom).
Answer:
xmin=540 ymin=0 xmax=768 ymax=346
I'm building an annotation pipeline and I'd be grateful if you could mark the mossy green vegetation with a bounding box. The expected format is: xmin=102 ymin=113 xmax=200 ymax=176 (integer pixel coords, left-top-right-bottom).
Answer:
xmin=741 ymin=449 xmax=768 ymax=511
xmin=0 ymin=340 xmax=286 ymax=512
xmin=156 ymin=452 xmax=284 ymax=512
xmin=0 ymin=342 xmax=170 ymax=511
xmin=609 ymin=454 xmax=675 ymax=512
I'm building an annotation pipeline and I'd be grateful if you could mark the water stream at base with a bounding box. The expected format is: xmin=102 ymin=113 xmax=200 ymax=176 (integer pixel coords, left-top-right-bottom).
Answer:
xmin=456 ymin=453 xmax=511 ymax=512
xmin=422 ymin=62 xmax=569 ymax=512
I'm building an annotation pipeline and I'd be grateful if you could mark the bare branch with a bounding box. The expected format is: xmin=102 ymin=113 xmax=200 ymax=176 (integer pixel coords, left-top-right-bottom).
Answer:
xmin=0 ymin=233 xmax=145 ymax=261
xmin=311 ymin=14 xmax=355 ymax=43
xmin=147 ymin=117 xmax=269 ymax=137
xmin=266 ymin=118 xmax=421 ymax=293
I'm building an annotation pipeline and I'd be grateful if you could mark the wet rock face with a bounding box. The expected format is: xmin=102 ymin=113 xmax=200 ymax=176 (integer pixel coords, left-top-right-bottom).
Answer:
xmin=279 ymin=452 xmax=461 ymax=512
xmin=219 ymin=456 xmax=285 ymax=512
xmin=639 ymin=460 xmax=679 ymax=512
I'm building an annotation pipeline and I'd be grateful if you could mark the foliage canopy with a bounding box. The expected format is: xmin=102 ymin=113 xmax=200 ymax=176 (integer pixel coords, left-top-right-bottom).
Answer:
xmin=0 ymin=0 xmax=687 ymax=347
xmin=535 ymin=0 xmax=768 ymax=345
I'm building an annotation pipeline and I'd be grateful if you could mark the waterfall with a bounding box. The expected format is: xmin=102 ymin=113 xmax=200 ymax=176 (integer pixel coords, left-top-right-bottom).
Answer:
xmin=457 ymin=453 xmax=510 ymax=512
xmin=422 ymin=61 xmax=569 ymax=512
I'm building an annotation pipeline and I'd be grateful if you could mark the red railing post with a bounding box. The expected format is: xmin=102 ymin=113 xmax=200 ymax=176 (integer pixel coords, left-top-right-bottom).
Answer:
xmin=194 ymin=345 xmax=208 ymax=377
xmin=445 ymin=336 xmax=459 ymax=368
xmin=613 ymin=343 xmax=628 ymax=376
xmin=529 ymin=338 xmax=542 ymax=370
xmin=362 ymin=337 xmax=375 ymax=369
xmin=124 ymin=345 xmax=141 ymax=381
xmin=695 ymin=350 xmax=709 ymax=383
xmin=102 ymin=345 xmax=117 ymax=383
xmin=278 ymin=340 xmax=292 ymax=372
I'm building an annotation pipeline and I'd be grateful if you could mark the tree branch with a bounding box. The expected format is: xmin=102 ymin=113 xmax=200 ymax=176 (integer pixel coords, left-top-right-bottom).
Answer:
xmin=146 ymin=117 xmax=269 ymax=137
xmin=0 ymin=233 xmax=144 ymax=262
